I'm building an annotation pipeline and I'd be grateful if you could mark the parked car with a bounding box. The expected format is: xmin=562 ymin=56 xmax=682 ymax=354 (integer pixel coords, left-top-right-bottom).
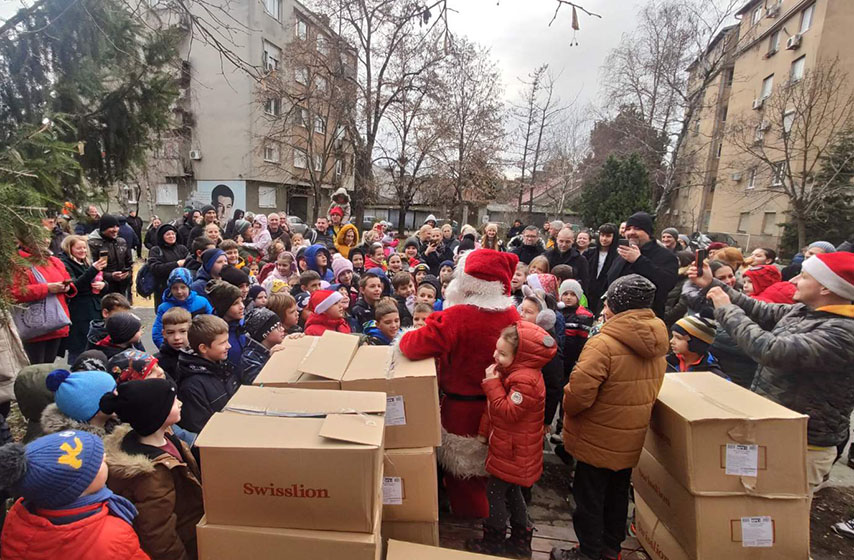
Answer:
xmin=691 ymin=231 xmax=740 ymax=250
xmin=287 ymin=216 xmax=309 ymax=235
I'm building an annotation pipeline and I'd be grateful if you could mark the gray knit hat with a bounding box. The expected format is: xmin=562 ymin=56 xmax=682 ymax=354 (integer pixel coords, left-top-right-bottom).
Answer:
xmin=808 ymin=241 xmax=836 ymax=254
xmin=662 ymin=227 xmax=679 ymax=239
xmin=606 ymin=274 xmax=656 ymax=314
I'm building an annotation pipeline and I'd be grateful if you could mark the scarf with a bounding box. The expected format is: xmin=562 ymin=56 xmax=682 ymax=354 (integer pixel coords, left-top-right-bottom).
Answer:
xmin=50 ymin=487 xmax=138 ymax=526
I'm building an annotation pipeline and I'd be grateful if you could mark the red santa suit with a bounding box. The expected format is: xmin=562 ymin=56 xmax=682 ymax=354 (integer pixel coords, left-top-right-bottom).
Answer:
xmin=398 ymin=249 xmax=520 ymax=518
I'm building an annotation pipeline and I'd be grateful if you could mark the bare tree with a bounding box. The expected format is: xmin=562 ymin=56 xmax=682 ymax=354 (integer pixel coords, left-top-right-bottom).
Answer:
xmin=726 ymin=59 xmax=854 ymax=249
xmin=538 ymin=110 xmax=590 ymax=214
xmin=434 ymin=38 xmax=505 ymax=224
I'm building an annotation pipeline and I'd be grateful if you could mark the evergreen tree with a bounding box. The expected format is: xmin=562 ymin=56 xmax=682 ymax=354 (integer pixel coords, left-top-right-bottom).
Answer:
xmin=580 ymin=154 xmax=652 ymax=227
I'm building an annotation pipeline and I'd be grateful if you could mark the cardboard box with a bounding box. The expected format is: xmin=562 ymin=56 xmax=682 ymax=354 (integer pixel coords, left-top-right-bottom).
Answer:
xmin=197 ymin=508 xmax=381 ymax=560
xmin=634 ymin=493 xmax=691 ymax=560
xmin=195 ymin=385 xmax=385 ymax=533
xmin=383 ymin=447 xmax=438 ymax=521
xmin=252 ymin=331 xmax=360 ymax=389
xmin=381 ymin=525 xmax=440 ymax=548
xmin=386 ymin=540 xmax=503 ymax=559
xmin=645 ymin=372 xmax=808 ymax=497
xmin=343 ymin=346 xmax=441 ymax=449
xmin=633 ymin=449 xmax=810 ymax=559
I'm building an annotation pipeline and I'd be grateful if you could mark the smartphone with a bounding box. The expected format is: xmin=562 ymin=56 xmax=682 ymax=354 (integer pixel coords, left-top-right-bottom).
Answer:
xmin=618 ymin=239 xmax=630 ymax=248
xmin=695 ymin=249 xmax=707 ymax=276
xmin=62 ymin=279 xmax=72 ymax=285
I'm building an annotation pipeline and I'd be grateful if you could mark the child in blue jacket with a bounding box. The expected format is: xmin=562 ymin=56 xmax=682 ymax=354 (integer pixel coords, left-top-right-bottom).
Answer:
xmin=152 ymin=268 xmax=213 ymax=347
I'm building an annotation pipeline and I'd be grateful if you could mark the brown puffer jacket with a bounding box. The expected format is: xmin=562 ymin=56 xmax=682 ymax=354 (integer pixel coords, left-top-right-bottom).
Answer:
xmin=104 ymin=425 xmax=204 ymax=560
xmin=562 ymin=308 xmax=668 ymax=471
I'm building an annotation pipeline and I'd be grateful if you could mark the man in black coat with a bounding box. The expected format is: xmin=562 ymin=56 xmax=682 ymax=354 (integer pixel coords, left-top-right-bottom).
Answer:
xmin=544 ymin=227 xmax=590 ymax=290
xmin=585 ymin=223 xmax=619 ymax=316
xmin=511 ymin=226 xmax=545 ymax=264
xmin=126 ymin=210 xmax=144 ymax=245
xmin=88 ymin=214 xmax=133 ymax=298
xmin=606 ymin=212 xmax=678 ymax=318
xmin=506 ymin=219 xmax=525 ymax=240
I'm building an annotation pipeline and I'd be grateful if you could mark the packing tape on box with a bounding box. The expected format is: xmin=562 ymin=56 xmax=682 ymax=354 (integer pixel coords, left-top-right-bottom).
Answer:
xmin=224 ymin=404 xmax=378 ymax=424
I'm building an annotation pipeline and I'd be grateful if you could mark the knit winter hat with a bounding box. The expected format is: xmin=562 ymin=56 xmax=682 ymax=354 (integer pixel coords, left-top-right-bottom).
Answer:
xmin=743 ymin=265 xmax=782 ymax=296
xmin=662 ymin=227 xmax=679 ymax=239
xmin=205 ymin=280 xmax=242 ymax=317
xmin=0 ymin=430 xmax=105 ymax=508
xmin=244 ymin=308 xmax=283 ymax=342
xmin=221 ymin=265 xmax=250 ymax=287
xmin=412 ymin=262 xmax=430 ymax=274
xmin=105 ymin=312 xmax=142 ymax=345
xmin=808 ymin=240 xmax=837 ymax=254
xmin=527 ymin=274 xmax=559 ymax=298
xmin=234 ymin=219 xmax=251 ymax=235
xmin=332 ymin=256 xmax=354 ymax=282
xmin=167 ymin=267 xmax=192 ymax=290
xmin=107 ymin=350 xmax=159 ymax=384
xmin=418 ymin=275 xmax=441 ymax=296
xmin=46 ymin=369 xmax=117 ymax=422
xmin=625 ymin=212 xmax=654 ymax=237
xmin=403 ymin=238 xmax=420 ymax=250
xmin=268 ymin=278 xmax=290 ymax=294
xmin=71 ymin=350 xmax=108 ymax=373
xmin=673 ymin=315 xmax=716 ymax=344
xmin=606 ymin=274 xmax=656 ymax=314
xmin=439 ymin=260 xmax=455 ymax=270
xmin=202 ymin=248 xmax=226 ymax=273
xmin=100 ymin=378 xmax=177 ymax=437
xmin=309 ymin=289 xmax=344 ymax=314
xmin=98 ymin=214 xmax=119 ymax=232
xmin=802 ymin=251 xmax=854 ymax=301
xmin=329 ymin=206 xmax=344 ymax=217
xmin=248 ymin=285 xmax=266 ymax=301
xmin=519 ymin=286 xmax=556 ymax=332
xmin=559 ymin=279 xmax=585 ymax=303
xmin=200 ymin=204 xmax=216 ymax=216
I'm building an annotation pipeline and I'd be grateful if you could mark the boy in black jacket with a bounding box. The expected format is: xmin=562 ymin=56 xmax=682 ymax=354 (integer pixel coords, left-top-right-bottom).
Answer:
xmin=155 ymin=307 xmax=192 ymax=383
xmin=391 ymin=272 xmax=414 ymax=328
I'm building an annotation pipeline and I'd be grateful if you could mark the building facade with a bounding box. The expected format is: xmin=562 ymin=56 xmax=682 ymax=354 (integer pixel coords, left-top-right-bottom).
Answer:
xmin=118 ymin=0 xmax=355 ymax=227
xmin=670 ymin=0 xmax=854 ymax=251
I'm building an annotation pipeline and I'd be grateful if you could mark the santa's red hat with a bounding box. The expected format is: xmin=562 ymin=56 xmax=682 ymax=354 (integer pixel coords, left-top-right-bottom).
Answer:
xmin=309 ymin=290 xmax=344 ymax=314
xmin=461 ymin=249 xmax=518 ymax=295
xmin=802 ymin=252 xmax=854 ymax=301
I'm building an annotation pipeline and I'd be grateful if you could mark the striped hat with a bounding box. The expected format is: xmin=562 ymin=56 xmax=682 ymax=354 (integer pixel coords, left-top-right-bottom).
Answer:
xmin=673 ymin=315 xmax=716 ymax=345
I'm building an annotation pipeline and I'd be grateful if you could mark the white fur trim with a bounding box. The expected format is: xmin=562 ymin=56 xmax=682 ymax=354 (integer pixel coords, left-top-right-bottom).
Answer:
xmin=314 ymin=291 xmax=343 ymax=314
xmin=437 ymin=427 xmax=488 ymax=478
xmin=445 ymin=266 xmax=514 ymax=311
xmin=803 ymin=255 xmax=854 ymax=300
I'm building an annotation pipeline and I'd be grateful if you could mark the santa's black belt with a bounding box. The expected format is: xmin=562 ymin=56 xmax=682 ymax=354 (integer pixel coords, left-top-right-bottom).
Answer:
xmin=443 ymin=392 xmax=486 ymax=401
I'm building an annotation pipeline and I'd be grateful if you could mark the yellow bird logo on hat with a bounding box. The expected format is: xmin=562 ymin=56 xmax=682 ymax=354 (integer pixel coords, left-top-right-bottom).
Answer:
xmin=58 ymin=437 xmax=83 ymax=470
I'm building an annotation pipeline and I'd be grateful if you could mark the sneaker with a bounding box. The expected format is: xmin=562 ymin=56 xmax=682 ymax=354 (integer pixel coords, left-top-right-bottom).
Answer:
xmin=550 ymin=547 xmax=595 ymax=560
xmin=832 ymin=519 xmax=854 ymax=539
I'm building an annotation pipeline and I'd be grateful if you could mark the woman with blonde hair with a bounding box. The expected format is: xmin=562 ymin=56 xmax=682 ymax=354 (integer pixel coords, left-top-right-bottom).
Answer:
xmin=58 ymin=235 xmax=108 ymax=364
xmin=480 ymin=223 xmax=503 ymax=251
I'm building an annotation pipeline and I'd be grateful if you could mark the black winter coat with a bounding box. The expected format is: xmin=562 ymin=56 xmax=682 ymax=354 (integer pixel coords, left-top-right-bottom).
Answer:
xmin=606 ymin=240 xmax=678 ymax=318
xmin=143 ymin=227 xmax=158 ymax=250
xmin=544 ymin=247 xmax=590 ymax=291
xmin=512 ymin=243 xmax=545 ymax=265
xmin=87 ymin=231 xmax=133 ymax=295
xmin=350 ymin=297 xmax=375 ymax=333
xmin=423 ymin=243 xmax=455 ymax=276
xmin=177 ymin=351 xmax=241 ymax=434
xmin=58 ymin=254 xmax=102 ymax=359
xmin=147 ymin=225 xmax=189 ymax=303
xmin=585 ymin=245 xmax=618 ymax=316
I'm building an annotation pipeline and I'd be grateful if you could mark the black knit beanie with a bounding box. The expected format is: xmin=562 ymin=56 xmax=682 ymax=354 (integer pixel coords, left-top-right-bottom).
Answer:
xmin=625 ymin=212 xmax=654 ymax=237
xmin=244 ymin=308 xmax=282 ymax=342
xmin=105 ymin=312 xmax=142 ymax=345
xmin=220 ymin=265 xmax=250 ymax=288
xmin=205 ymin=280 xmax=242 ymax=317
xmin=99 ymin=378 xmax=177 ymax=436
xmin=98 ymin=214 xmax=119 ymax=232
xmin=71 ymin=349 xmax=109 ymax=373
xmin=606 ymin=274 xmax=656 ymax=314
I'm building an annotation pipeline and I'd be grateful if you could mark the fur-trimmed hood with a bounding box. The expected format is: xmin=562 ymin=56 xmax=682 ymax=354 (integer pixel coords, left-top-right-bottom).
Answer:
xmin=103 ymin=424 xmax=159 ymax=478
xmin=40 ymin=403 xmax=115 ymax=438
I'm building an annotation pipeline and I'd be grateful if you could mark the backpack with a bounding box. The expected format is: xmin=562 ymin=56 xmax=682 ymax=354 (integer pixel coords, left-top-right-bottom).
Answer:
xmin=136 ymin=262 xmax=157 ymax=298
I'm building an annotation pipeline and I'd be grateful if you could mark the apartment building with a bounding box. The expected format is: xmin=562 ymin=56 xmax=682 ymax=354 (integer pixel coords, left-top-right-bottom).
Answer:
xmin=670 ymin=0 xmax=854 ymax=250
xmin=122 ymin=0 xmax=355 ymax=227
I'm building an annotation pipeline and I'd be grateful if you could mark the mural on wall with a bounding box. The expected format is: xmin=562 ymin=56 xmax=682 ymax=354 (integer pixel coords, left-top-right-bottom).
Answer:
xmin=192 ymin=181 xmax=246 ymax=229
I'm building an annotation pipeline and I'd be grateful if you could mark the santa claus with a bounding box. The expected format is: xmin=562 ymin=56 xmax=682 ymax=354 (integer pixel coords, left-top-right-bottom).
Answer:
xmin=398 ymin=248 xmax=520 ymax=517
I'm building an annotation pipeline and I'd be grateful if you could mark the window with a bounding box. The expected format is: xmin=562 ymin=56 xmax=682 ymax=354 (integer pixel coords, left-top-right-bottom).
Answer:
xmin=716 ymin=143 xmax=722 ymax=159
xmin=263 ymin=41 xmax=280 ymax=72
xmin=762 ymin=212 xmax=777 ymax=235
xmin=783 ymin=110 xmax=795 ymax=134
xmin=263 ymin=0 xmax=281 ymax=21
xmin=737 ymin=212 xmax=751 ymax=233
xmin=747 ymin=168 xmax=757 ymax=190
xmin=258 ymin=185 xmax=277 ymax=208
xmin=790 ymin=56 xmax=806 ymax=83
xmin=771 ymin=161 xmax=785 ymax=186
xmin=316 ymin=76 xmax=328 ymax=93
xmin=752 ymin=7 xmax=763 ymax=25
xmin=800 ymin=3 xmax=815 ymax=34
xmin=314 ymin=115 xmax=326 ymax=134
xmin=295 ymin=67 xmax=308 ymax=85
xmin=295 ymin=107 xmax=309 ymax=127
xmin=294 ymin=149 xmax=307 ymax=169
xmin=725 ymin=68 xmax=734 ymax=88
xmin=264 ymin=98 xmax=281 ymax=116
xmin=155 ymin=183 xmax=178 ymax=205
xmin=317 ymin=35 xmax=329 ymax=56
xmin=335 ymin=159 xmax=343 ymax=178
xmin=313 ymin=154 xmax=322 ymax=172
xmin=264 ymin=143 xmax=280 ymax=163
xmin=768 ymin=30 xmax=780 ymax=55
xmin=295 ymin=18 xmax=307 ymax=40
xmin=335 ymin=125 xmax=345 ymax=147
xmin=720 ymin=105 xmax=728 ymax=123
xmin=123 ymin=184 xmax=140 ymax=204
xmin=760 ymin=74 xmax=774 ymax=99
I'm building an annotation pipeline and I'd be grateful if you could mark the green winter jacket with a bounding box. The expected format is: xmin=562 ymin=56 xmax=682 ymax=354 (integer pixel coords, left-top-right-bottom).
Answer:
xmin=711 ymin=282 xmax=854 ymax=447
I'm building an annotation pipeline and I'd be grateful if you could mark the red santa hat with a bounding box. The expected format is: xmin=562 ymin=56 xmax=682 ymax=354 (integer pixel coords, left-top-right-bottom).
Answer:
xmin=802 ymin=252 xmax=854 ymax=301
xmin=309 ymin=290 xmax=344 ymax=314
xmin=443 ymin=249 xmax=518 ymax=311
xmin=463 ymin=249 xmax=518 ymax=295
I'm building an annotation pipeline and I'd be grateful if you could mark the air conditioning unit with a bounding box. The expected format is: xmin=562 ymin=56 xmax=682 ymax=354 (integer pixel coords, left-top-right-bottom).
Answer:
xmin=766 ymin=5 xmax=780 ymax=18
xmin=189 ymin=149 xmax=202 ymax=160
xmin=786 ymin=34 xmax=802 ymax=50
xmin=752 ymin=98 xmax=765 ymax=110
xmin=731 ymin=171 xmax=743 ymax=182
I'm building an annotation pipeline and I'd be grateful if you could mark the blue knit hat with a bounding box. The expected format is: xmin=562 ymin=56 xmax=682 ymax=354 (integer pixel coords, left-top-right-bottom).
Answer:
xmin=46 ymin=369 xmax=116 ymax=422
xmin=439 ymin=260 xmax=455 ymax=270
xmin=167 ymin=267 xmax=193 ymax=289
xmin=202 ymin=248 xmax=226 ymax=273
xmin=13 ymin=430 xmax=104 ymax=508
xmin=808 ymin=241 xmax=837 ymax=254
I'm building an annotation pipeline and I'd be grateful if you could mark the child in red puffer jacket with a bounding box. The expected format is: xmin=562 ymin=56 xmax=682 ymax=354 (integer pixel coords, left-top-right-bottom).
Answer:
xmin=467 ymin=321 xmax=557 ymax=558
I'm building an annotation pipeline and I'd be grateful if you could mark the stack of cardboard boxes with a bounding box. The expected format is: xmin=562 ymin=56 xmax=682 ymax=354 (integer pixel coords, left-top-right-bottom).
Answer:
xmin=193 ymin=382 xmax=387 ymax=559
xmin=251 ymin=331 xmax=443 ymax=547
xmin=633 ymin=372 xmax=811 ymax=560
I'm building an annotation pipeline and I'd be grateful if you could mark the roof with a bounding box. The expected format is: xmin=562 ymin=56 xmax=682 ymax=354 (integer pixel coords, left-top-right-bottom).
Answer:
xmin=736 ymin=0 xmax=762 ymax=16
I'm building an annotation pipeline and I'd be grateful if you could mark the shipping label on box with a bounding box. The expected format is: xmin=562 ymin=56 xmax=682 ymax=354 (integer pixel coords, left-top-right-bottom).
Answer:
xmin=644 ymin=372 xmax=808 ymax=497
xmin=195 ymin=386 xmax=386 ymax=533
xmin=633 ymin=449 xmax=810 ymax=559
xmin=197 ymin=507 xmax=381 ymax=560
xmin=382 ymin=448 xmax=438 ymax=521
xmin=252 ymin=331 xmax=360 ymax=389
xmin=342 ymin=346 xmax=441 ymax=449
